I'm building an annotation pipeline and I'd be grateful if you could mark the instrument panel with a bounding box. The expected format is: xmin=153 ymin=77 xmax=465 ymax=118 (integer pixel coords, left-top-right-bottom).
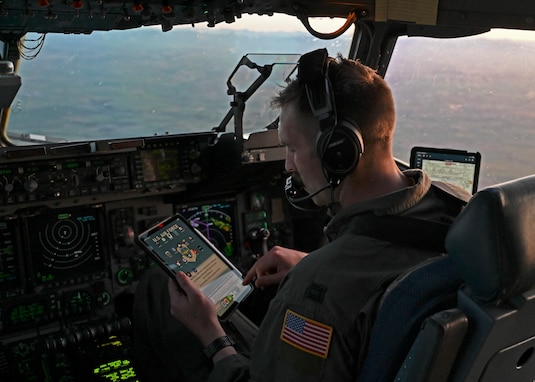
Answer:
xmin=0 ymin=131 xmax=325 ymax=381
xmin=0 ymin=133 xmax=212 ymax=213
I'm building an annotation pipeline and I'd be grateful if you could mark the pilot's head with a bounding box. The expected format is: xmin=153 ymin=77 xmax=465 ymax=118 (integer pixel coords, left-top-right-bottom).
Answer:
xmin=272 ymin=49 xmax=396 ymax=208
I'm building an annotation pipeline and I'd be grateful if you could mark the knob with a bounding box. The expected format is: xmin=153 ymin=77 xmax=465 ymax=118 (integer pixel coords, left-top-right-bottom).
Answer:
xmin=24 ymin=178 xmax=38 ymax=192
xmin=121 ymin=225 xmax=135 ymax=246
xmin=96 ymin=291 xmax=111 ymax=306
xmin=116 ymin=268 xmax=134 ymax=285
xmin=189 ymin=149 xmax=201 ymax=159
xmin=190 ymin=163 xmax=202 ymax=174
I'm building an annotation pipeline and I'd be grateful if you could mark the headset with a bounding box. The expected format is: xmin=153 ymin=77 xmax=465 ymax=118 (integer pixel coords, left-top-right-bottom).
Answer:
xmin=298 ymin=48 xmax=364 ymax=186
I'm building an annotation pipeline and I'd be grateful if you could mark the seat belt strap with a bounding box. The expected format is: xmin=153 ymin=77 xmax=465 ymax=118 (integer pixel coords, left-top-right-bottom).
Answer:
xmin=349 ymin=213 xmax=451 ymax=253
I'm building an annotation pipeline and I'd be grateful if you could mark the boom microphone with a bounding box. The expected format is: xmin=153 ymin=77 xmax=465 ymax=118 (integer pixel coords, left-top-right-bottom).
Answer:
xmin=284 ymin=176 xmax=331 ymax=211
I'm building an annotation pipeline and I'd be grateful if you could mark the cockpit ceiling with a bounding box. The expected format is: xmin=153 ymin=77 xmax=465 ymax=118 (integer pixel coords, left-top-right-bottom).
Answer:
xmin=0 ymin=0 xmax=367 ymax=35
xmin=0 ymin=0 xmax=535 ymax=36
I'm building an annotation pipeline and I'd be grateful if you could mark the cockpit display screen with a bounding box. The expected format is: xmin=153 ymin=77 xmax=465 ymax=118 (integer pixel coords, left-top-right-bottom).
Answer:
xmin=140 ymin=148 xmax=180 ymax=182
xmin=0 ymin=219 xmax=22 ymax=296
xmin=26 ymin=207 xmax=107 ymax=287
xmin=177 ymin=200 xmax=237 ymax=258
xmin=410 ymin=146 xmax=481 ymax=194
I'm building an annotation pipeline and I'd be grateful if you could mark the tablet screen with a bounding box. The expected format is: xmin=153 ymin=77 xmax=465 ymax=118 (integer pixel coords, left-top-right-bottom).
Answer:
xmin=138 ymin=214 xmax=252 ymax=319
xmin=410 ymin=146 xmax=481 ymax=194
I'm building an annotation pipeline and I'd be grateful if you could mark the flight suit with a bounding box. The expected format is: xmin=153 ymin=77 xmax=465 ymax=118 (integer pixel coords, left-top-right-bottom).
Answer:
xmin=133 ymin=170 xmax=470 ymax=382
xmin=210 ymin=170 xmax=470 ymax=382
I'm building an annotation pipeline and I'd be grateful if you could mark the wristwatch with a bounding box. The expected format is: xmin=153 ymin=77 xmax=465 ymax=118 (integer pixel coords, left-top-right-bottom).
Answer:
xmin=202 ymin=335 xmax=236 ymax=360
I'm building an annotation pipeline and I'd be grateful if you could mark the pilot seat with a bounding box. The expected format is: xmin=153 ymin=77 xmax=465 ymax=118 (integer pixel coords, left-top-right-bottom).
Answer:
xmin=358 ymin=174 xmax=535 ymax=382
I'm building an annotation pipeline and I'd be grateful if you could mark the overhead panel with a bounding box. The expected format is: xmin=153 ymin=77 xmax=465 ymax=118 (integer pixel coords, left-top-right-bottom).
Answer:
xmin=375 ymin=0 xmax=439 ymax=25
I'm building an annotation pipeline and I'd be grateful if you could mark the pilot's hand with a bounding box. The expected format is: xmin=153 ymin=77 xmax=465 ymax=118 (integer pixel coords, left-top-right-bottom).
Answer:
xmin=243 ymin=246 xmax=307 ymax=288
xmin=167 ymin=272 xmax=228 ymax=349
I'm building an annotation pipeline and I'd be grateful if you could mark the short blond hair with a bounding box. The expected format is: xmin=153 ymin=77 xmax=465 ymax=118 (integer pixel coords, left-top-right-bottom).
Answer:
xmin=271 ymin=54 xmax=396 ymax=149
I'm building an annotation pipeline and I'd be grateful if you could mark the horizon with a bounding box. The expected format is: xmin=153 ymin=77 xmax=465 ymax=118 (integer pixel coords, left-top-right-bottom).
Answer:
xmin=105 ymin=14 xmax=535 ymax=41
xmin=9 ymin=21 xmax=535 ymax=189
xmin=195 ymin=14 xmax=535 ymax=41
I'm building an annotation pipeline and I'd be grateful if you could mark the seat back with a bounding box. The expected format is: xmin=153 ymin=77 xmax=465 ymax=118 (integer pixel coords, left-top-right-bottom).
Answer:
xmin=445 ymin=174 xmax=535 ymax=381
xmin=356 ymin=184 xmax=469 ymax=382
xmin=395 ymin=174 xmax=535 ymax=381
xmin=356 ymin=256 xmax=462 ymax=382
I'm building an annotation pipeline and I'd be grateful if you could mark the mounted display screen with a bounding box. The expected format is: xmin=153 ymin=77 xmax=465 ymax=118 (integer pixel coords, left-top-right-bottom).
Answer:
xmin=410 ymin=146 xmax=481 ymax=194
xmin=26 ymin=207 xmax=107 ymax=287
xmin=0 ymin=219 xmax=22 ymax=297
xmin=140 ymin=148 xmax=180 ymax=182
xmin=177 ymin=200 xmax=237 ymax=258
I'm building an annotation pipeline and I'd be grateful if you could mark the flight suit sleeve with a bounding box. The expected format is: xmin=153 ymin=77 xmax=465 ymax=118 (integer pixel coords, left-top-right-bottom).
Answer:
xmin=208 ymin=354 xmax=250 ymax=382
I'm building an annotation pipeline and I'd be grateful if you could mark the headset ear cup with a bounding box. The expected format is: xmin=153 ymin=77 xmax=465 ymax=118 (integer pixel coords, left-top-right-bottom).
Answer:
xmin=316 ymin=118 xmax=363 ymax=182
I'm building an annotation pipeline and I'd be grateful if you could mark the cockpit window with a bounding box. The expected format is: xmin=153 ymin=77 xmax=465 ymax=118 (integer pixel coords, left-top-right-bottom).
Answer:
xmin=8 ymin=15 xmax=353 ymax=144
xmin=9 ymin=20 xmax=533 ymax=190
xmin=387 ymin=30 xmax=535 ymax=189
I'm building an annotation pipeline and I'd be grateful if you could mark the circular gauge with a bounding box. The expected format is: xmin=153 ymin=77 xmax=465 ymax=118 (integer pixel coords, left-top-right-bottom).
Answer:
xmin=186 ymin=207 xmax=234 ymax=257
xmin=36 ymin=212 xmax=99 ymax=270
xmin=116 ymin=267 xmax=135 ymax=286
xmin=67 ymin=290 xmax=93 ymax=314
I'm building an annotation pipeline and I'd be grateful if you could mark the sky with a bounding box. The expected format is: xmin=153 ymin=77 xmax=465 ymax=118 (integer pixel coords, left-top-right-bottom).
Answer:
xmin=189 ymin=14 xmax=354 ymax=33
xmin=485 ymin=29 xmax=535 ymax=41
xmin=196 ymin=14 xmax=535 ymax=41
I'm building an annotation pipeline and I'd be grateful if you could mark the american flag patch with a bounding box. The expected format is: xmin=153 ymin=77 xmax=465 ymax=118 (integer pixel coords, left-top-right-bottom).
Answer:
xmin=280 ymin=309 xmax=333 ymax=358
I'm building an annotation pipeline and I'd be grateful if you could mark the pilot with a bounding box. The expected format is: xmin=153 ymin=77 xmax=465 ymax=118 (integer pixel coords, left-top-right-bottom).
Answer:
xmin=132 ymin=49 xmax=471 ymax=381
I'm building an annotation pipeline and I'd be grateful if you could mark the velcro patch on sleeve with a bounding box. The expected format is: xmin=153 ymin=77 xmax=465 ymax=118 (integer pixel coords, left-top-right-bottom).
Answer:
xmin=280 ymin=309 xmax=333 ymax=359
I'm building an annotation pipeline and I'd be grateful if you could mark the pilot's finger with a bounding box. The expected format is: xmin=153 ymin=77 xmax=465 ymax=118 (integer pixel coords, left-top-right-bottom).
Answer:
xmin=243 ymin=264 xmax=259 ymax=285
xmin=244 ymin=252 xmax=276 ymax=282
xmin=174 ymin=271 xmax=198 ymax=296
xmin=168 ymin=276 xmax=186 ymax=297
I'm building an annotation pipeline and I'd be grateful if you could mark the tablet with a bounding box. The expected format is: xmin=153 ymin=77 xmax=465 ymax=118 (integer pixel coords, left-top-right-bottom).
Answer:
xmin=137 ymin=214 xmax=253 ymax=320
xmin=410 ymin=146 xmax=481 ymax=194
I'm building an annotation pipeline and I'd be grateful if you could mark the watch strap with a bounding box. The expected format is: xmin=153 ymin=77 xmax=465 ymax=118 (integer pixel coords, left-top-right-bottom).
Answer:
xmin=202 ymin=335 xmax=236 ymax=359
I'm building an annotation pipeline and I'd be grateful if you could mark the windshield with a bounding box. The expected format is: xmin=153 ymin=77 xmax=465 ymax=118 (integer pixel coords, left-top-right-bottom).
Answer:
xmin=387 ymin=30 xmax=535 ymax=189
xmin=7 ymin=21 xmax=535 ymax=190
xmin=9 ymin=15 xmax=353 ymax=143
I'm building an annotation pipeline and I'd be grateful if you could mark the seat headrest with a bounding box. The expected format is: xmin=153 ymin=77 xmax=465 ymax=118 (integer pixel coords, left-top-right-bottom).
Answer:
xmin=445 ymin=174 xmax=535 ymax=304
